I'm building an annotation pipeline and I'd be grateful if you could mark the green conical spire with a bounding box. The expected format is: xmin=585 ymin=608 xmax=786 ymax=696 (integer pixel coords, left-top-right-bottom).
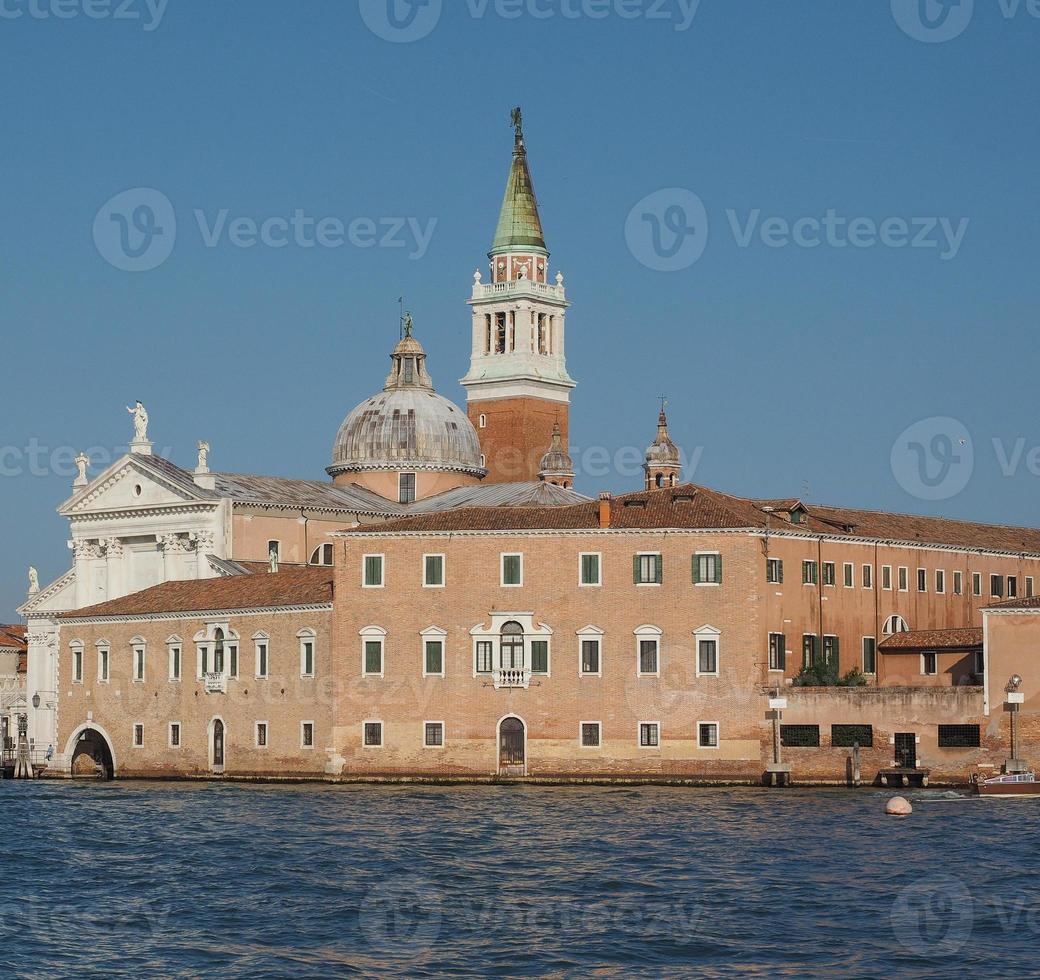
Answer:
xmin=491 ymin=108 xmax=547 ymax=254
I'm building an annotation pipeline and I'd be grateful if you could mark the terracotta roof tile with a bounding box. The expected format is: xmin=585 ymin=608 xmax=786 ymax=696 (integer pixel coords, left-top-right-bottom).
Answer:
xmin=879 ymin=628 xmax=983 ymax=651
xmin=343 ymin=482 xmax=1040 ymax=554
xmin=0 ymin=625 xmax=27 ymax=650
xmin=984 ymin=596 xmax=1040 ymax=611
xmin=60 ymin=568 xmax=333 ymax=621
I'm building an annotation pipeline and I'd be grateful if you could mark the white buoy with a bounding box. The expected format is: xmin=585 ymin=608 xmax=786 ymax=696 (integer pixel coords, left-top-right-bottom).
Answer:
xmin=886 ymin=796 xmax=912 ymax=816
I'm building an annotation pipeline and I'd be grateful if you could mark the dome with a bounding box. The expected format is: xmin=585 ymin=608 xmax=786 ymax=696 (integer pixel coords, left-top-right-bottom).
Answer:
xmin=328 ymin=326 xmax=485 ymax=480
xmin=539 ymin=421 xmax=574 ymax=486
xmin=646 ymin=410 xmax=680 ymax=467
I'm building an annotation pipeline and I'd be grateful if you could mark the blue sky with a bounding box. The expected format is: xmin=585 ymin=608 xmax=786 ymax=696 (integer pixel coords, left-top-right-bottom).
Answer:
xmin=2 ymin=0 xmax=1038 ymax=617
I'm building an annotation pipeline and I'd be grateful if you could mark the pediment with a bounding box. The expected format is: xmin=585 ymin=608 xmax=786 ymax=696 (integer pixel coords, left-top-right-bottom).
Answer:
xmin=60 ymin=456 xmax=207 ymax=517
xmin=18 ymin=568 xmax=76 ymax=616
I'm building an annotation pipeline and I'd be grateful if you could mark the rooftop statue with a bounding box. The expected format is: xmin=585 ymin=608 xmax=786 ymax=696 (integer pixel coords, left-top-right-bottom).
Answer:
xmin=127 ymin=401 xmax=149 ymax=442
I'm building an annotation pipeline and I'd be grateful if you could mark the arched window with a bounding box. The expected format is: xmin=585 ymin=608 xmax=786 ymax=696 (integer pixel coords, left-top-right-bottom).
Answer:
xmin=501 ymin=621 xmax=525 ymax=670
xmin=883 ymin=615 xmax=910 ymax=635
xmin=479 ymin=414 xmax=487 ymax=429
xmin=213 ymin=628 xmax=225 ymax=674
xmin=310 ymin=543 xmax=334 ymax=566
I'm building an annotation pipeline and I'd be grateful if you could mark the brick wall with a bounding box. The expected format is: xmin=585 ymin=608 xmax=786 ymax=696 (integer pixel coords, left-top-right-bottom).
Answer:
xmin=468 ymin=397 xmax=568 ymax=483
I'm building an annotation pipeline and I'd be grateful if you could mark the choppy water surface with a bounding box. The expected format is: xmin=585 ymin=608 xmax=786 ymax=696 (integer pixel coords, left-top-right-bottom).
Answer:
xmin=0 ymin=781 xmax=1036 ymax=977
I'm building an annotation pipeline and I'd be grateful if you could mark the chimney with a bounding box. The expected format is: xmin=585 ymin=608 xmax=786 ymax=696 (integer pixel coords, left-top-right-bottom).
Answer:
xmin=598 ymin=492 xmax=612 ymax=529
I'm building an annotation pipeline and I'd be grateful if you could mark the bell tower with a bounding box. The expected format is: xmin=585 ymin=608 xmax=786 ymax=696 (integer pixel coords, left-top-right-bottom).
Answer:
xmin=461 ymin=108 xmax=575 ymax=484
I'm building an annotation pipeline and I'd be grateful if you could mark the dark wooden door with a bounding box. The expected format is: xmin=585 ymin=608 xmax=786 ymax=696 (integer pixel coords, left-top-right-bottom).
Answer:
xmin=500 ymin=718 xmax=524 ymax=767
xmin=213 ymin=720 xmax=225 ymax=767
xmin=895 ymin=733 xmax=916 ymax=769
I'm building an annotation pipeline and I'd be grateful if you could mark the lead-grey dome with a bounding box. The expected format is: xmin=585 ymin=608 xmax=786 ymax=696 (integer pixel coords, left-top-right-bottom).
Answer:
xmin=328 ymin=330 xmax=485 ymax=479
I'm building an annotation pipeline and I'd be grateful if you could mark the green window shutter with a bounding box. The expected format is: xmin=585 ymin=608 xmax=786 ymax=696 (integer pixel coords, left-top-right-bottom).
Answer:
xmin=779 ymin=634 xmax=786 ymax=671
xmin=715 ymin=554 xmax=723 ymax=584
xmin=531 ymin=641 xmax=548 ymax=673
xmin=655 ymin=555 xmax=664 ymax=584
xmin=633 ymin=555 xmax=641 ymax=584
xmin=778 ymin=560 xmax=784 ymax=584
xmin=692 ymin=555 xmax=701 ymax=584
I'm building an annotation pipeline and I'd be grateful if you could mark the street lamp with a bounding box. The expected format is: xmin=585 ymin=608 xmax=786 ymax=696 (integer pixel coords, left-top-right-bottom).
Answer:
xmin=1005 ymin=674 xmax=1025 ymax=773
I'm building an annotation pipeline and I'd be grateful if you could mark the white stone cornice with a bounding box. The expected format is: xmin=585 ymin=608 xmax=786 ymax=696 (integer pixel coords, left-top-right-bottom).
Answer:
xmin=60 ymin=603 xmax=333 ymax=626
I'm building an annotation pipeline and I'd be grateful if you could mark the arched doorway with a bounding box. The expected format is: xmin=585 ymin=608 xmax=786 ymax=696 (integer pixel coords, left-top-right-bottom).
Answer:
xmin=69 ymin=727 xmax=115 ymax=779
xmin=499 ymin=717 xmax=526 ymax=775
xmin=211 ymin=719 xmax=226 ymax=772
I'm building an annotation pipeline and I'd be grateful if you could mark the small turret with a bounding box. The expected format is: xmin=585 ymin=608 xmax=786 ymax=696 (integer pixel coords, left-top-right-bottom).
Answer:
xmin=644 ymin=406 xmax=682 ymax=490
xmin=538 ymin=421 xmax=575 ymax=489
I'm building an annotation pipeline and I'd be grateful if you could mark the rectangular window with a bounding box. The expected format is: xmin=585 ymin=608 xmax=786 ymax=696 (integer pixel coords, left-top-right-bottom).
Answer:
xmin=917 ymin=568 xmax=927 ymax=593
xmin=935 ymin=570 xmax=945 ymax=594
xmin=363 ymin=722 xmax=383 ymax=747
xmin=639 ymin=722 xmax=660 ymax=748
xmin=1009 ymin=576 xmax=1018 ymax=599
xmin=581 ymin=722 xmax=601 ymax=748
xmin=832 ymin=724 xmax=873 ymax=748
xmin=169 ymin=723 xmax=181 ymax=748
xmin=639 ymin=639 xmax=659 ymax=675
xmin=424 ymin=640 xmax=443 ymax=676
xmin=255 ymin=722 xmax=268 ymax=748
xmin=766 ymin=558 xmax=784 ymax=584
xmin=991 ymin=574 xmax=1004 ymax=598
xmin=882 ymin=565 xmax=893 ymax=591
xmin=580 ymin=553 xmax=601 ymax=586
xmin=899 ymin=567 xmax=909 ymax=592
xmin=501 ymin=554 xmax=523 ymax=587
xmin=424 ymin=722 xmax=444 ymax=748
xmin=973 ymin=572 xmax=983 ymax=597
xmin=823 ymin=635 xmax=839 ymax=666
xmin=169 ymin=645 xmax=181 ymax=682
xmin=133 ymin=647 xmax=145 ymax=682
xmin=423 ymin=554 xmax=444 ymax=588
xmin=530 ymin=640 xmax=549 ymax=674
xmin=581 ymin=639 xmax=601 ymax=675
xmin=364 ymin=640 xmax=383 ymax=677
xmin=768 ymin=633 xmax=786 ymax=672
xmin=803 ymin=560 xmax=818 ymax=585
xmin=693 ymin=552 xmax=723 ymax=585
xmin=698 ymin=722 xmax=719 ymax=749
xmin=301 ymin=641 xmax=314 ymax=678
xmin=862 ymin=637 xmax=877 ymax=675
xmin=133 ymin=724 xmax=144 ymax=748
xmin=862 ymin=564 xmax=873 ymax=589
xmin=697 ymin=639 xmax=718 ymax=676
xmin=953 ymin=571 xmax=963 ymax=596
xmin=780 ymin=725 xmax=820 ymax=748
xmin=634 ymin=553 xmax=663 ymax=585
xmin=363 ymin=555 xmax=384 ymax=588
xmin=475 ymin=641 xmax=494 ymax=674
xmin=843 ymin=563 xmax=854 ymax=588
xmin=938 ymin=724 xmax=981 ymax=748
xmin=98 ymin=648 xmax=110 ymax=683
xmin=974 ymin=650 xmax=985 ymax=675
xmin=301 ymin=722 xmax=314 ymax=748
xmin=399 ymin=473 xmax=416 ymax=505
xmin=256 ymin=642 xmax=268 ymax=679
xmin=229 ymin=645 xmax=238 ymax=679
xmin=199 ymin=646 xmax=209 ymax=678
xmin=922 ymin=651 xmax=938 ymax=676
xmin=822 ymin=562 xmax=836 ymax=587
xmin=1028 ymin=577 xmax=1035 ymax=599
xmin=802 ymin=634 xmax=819 ymax=670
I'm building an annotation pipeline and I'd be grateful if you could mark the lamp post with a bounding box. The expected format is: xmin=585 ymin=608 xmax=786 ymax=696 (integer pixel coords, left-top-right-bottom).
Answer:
xmin=1005 ymin=674 xmax=1025 ymax=774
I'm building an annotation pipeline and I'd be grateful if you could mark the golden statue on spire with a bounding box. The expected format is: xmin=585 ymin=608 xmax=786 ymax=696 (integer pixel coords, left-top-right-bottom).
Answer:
xmin=511 ymin=106 xmax=523 ymax=139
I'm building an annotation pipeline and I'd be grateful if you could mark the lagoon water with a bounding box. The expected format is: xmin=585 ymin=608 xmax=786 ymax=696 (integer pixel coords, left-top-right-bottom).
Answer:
xmin=0 ymin=781 xmax=1036 ymax=977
